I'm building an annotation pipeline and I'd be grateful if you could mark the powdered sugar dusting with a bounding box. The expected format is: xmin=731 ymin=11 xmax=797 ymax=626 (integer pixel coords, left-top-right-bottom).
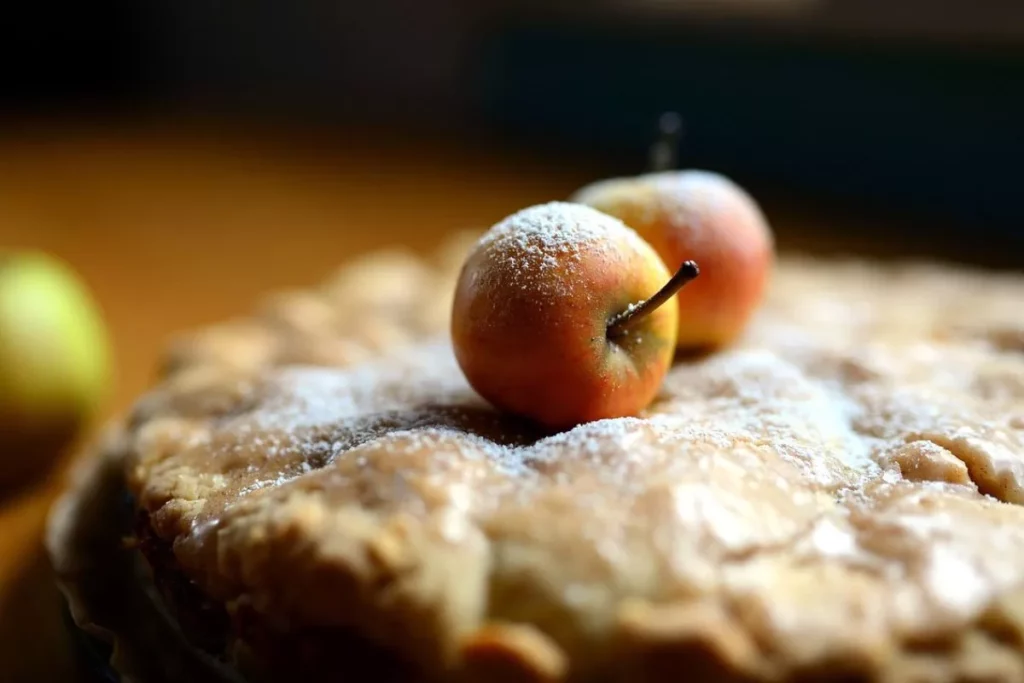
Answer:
xmin=473 ymin=201 xmax=648 ymax=296
xmin=573 ymin=170 xmax=764 ymax=253
xmin=649 ymin=171 xmax=762 ymax=252
xmin=251 ymin=340 xmax=470 ymax=432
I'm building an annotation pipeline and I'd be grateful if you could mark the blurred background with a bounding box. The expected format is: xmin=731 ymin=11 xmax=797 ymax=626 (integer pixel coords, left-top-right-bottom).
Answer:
xmin=4 ymin=0 xmax=1024 ymax=249
xmin=0 ymin=1 xmax=1022 ymax=680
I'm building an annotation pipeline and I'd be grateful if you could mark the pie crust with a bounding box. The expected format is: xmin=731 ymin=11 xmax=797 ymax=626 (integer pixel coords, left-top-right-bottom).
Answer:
xmin=49 ymin=231 xmax=1024 ymax=682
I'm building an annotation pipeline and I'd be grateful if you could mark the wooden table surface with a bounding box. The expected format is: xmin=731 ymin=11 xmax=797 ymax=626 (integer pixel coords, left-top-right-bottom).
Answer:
xmin=0 ymin=119 xmax=992 ymax=682
xmin=0 ymin=120 xmax=605 ymax=682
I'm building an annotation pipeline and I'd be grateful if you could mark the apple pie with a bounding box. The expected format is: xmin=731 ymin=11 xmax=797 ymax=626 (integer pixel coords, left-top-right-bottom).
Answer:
xmin=48 ymin=232 xmax=1024 ymax=683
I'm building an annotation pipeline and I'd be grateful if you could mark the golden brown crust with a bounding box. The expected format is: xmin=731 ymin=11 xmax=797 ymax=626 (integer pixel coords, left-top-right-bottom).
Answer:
xmin=117 ymin=236 xmax=1024 ymax=682
xmin=159 ymin=237 xmax=477 ymax=378
xmin=460 ymin=623 xmax=567 ymax=683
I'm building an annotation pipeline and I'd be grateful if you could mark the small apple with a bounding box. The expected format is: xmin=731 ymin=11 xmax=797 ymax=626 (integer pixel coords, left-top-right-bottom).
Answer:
xmin=0 ymin=252 xmax=112 ymax=488
xmin=572 ymin=170 xmax=773 ymax=350
xmin=451 ymin=202 xmax=698 ymax=430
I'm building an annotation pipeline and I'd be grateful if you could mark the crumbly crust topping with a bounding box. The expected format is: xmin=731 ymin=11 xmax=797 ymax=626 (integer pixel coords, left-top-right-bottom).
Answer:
xmin=126 ymin=235 xmax=1024 ymax=682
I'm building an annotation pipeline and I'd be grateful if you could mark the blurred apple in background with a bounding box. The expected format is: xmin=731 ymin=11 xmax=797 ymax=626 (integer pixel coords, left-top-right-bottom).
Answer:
xmin=0 ymin=252 xmax=112 ymax=492
xmin=573 ymin=169 xmax=774 ymax=351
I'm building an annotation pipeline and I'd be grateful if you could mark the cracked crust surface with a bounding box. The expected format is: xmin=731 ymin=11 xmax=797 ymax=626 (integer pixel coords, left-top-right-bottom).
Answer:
xmin=124 ymin=234 xmax=1024 ymax=682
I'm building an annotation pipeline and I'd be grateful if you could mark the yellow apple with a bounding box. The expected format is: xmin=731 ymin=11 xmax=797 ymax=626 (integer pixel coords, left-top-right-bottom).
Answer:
xmin=0 ymin=252 xmax=112 ymax=488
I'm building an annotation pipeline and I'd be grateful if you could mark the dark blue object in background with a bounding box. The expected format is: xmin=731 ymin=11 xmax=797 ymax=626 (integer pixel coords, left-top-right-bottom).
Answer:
xmin=476 ymin=21 xmax=1024 ymax=245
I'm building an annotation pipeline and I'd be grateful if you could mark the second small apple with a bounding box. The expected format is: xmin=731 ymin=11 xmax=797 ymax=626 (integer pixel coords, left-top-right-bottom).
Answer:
xmin=574 ymin=170 xmax=773 ymax=351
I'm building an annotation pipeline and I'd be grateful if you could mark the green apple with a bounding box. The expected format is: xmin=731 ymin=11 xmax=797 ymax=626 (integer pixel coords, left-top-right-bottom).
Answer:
xmin=0 ymin=252 xmax=112 ymax=488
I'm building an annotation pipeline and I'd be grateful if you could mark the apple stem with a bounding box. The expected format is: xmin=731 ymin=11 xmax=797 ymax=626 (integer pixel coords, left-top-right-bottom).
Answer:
xmin=607 ymin=260 xmax=700 ymax=339
xmin=648 ymin=111 xmax=684 ymax=172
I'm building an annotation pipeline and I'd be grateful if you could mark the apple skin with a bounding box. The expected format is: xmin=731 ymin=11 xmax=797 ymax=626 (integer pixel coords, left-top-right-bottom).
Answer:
xmin=0 ymin=252 xmax=112 ymax=488
xmin=573 ymin=170 xmax=773 ymax=350
xmin=451 ymin=202 xmax=678 ymax=430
